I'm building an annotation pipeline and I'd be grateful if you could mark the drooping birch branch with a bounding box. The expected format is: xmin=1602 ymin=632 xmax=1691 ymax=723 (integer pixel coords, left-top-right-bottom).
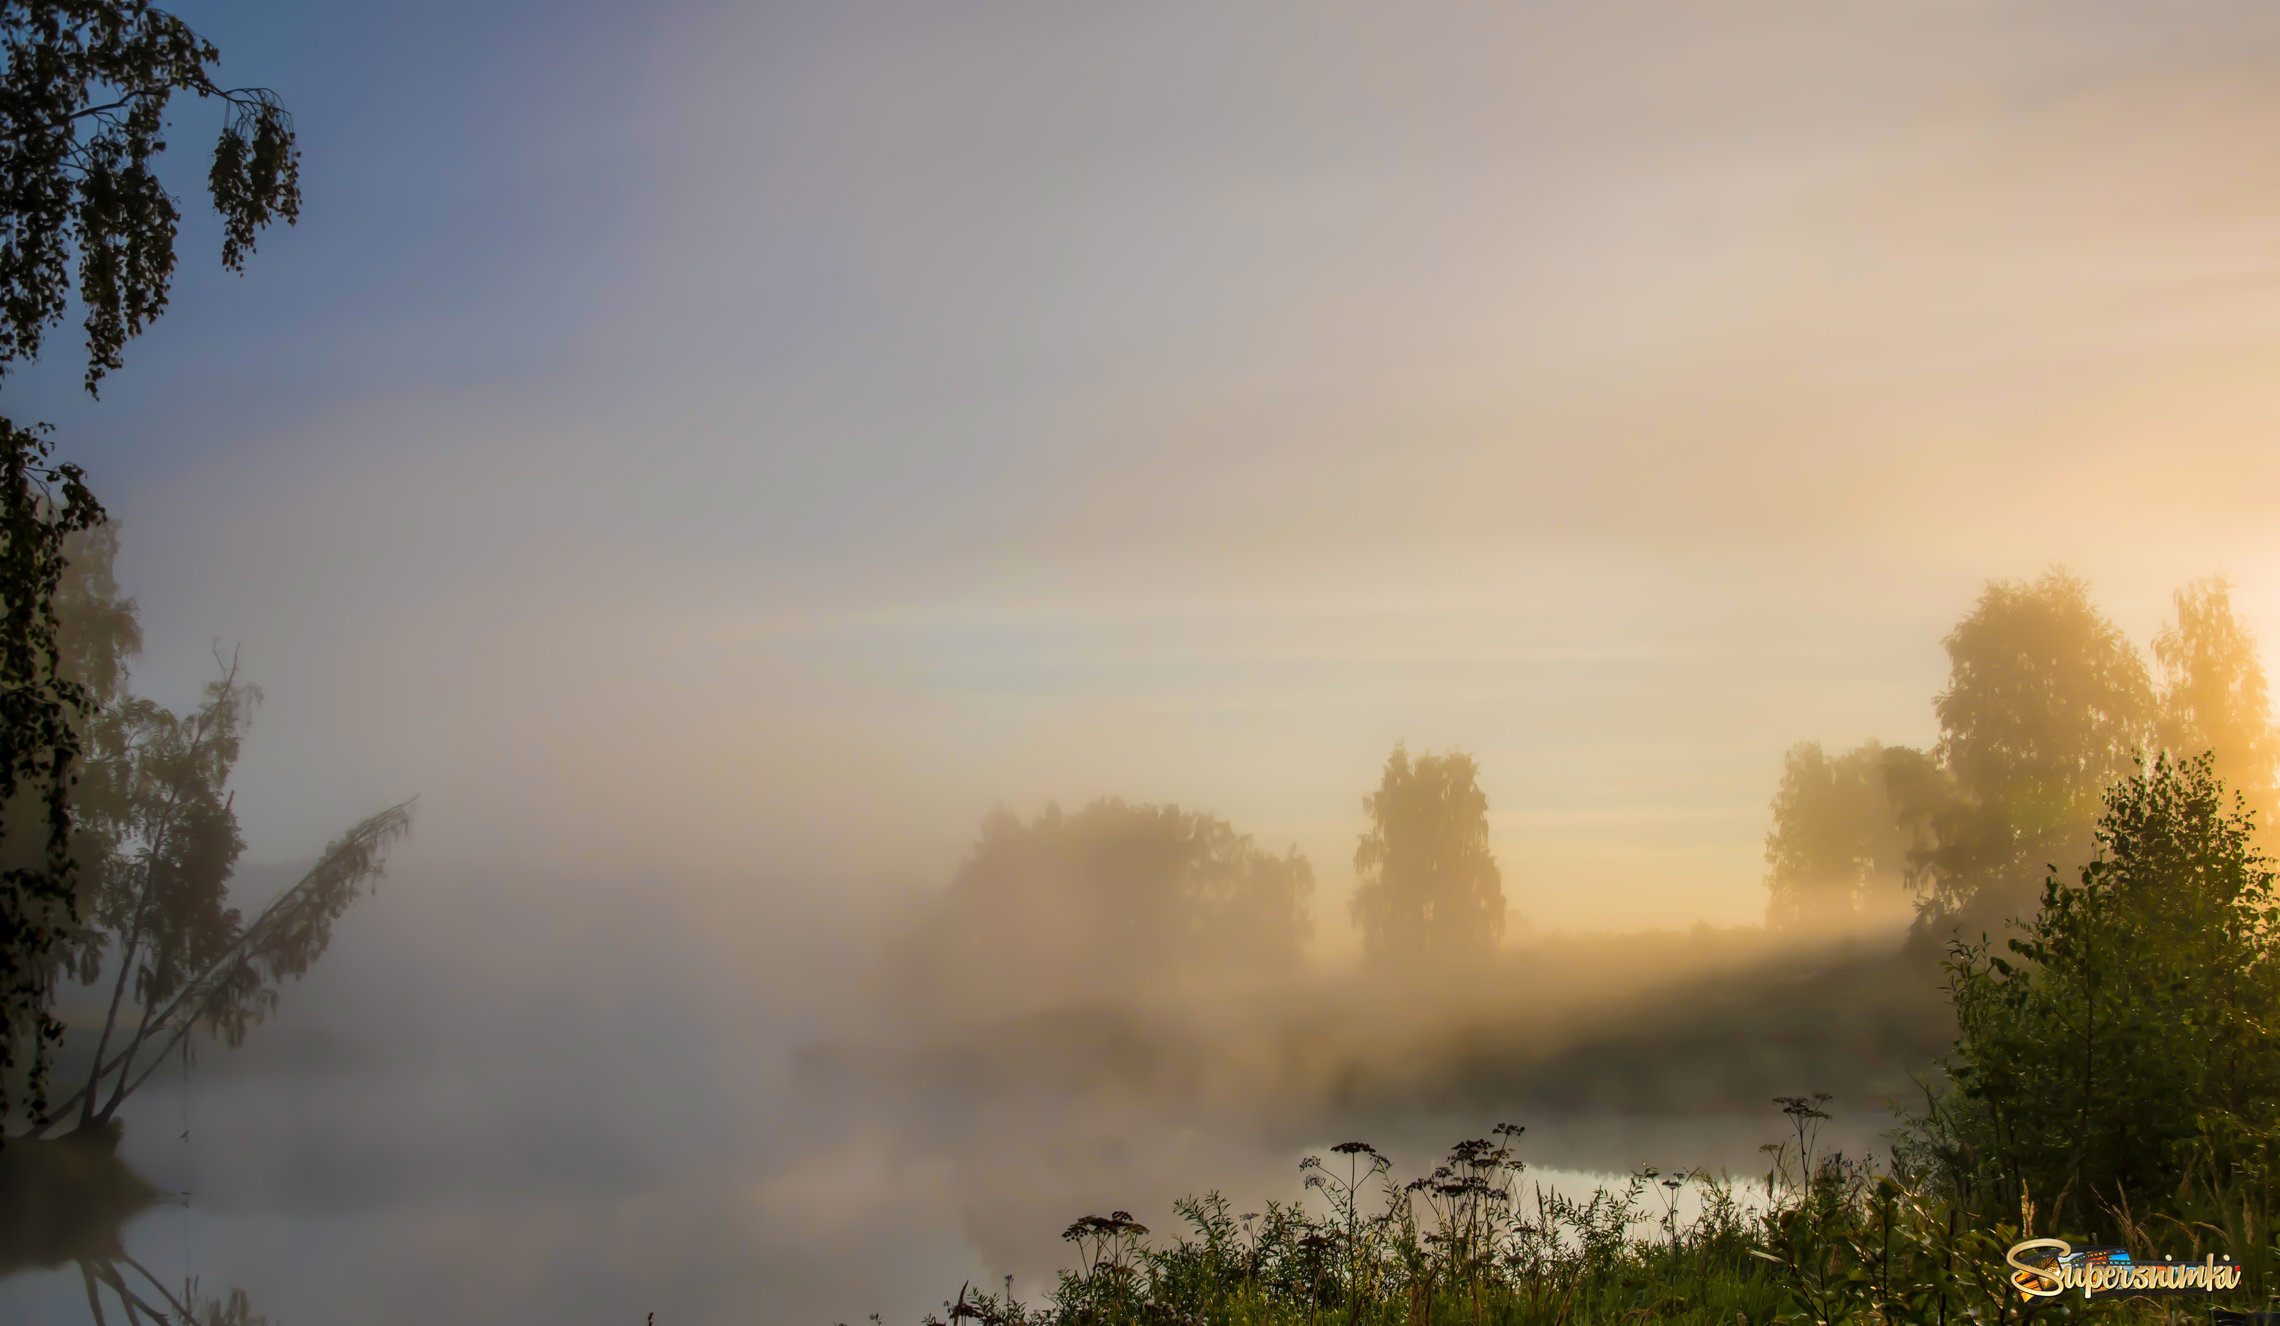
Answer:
xmin=27 ymin=798 xmax=414 ymax=1138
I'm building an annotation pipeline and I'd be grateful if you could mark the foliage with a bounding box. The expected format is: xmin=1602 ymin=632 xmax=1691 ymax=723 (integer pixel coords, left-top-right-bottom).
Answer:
xmin=0 ymin=526 xmax=415 ymax=1141
xmin=919 ymin=1105 xmax=2183 ymax=1326
xmin=1351 ymin=744 xmax=1507 ymax=969
xmin=2154 ymin=577 xmax=2280 ymax=846
xmin=32 ymin=796 xmax=415 ymax=1138
xmin=908 ymin=596 xmax=2280 ymax=1326
xmin=1914 ymin=570 xmax=2154 ymax=927
xmin=24 ymin=555 xmax=417 ymax=1139
xmin=1764 ymin=740 xmax=1923 ymax=928
xmin=917 ymin=798 xmax=1314 ymax=1011
xmin=922 ymin=751 xmax=2280 ymax=1326
xmin=0 ymin=425 xmax=97 ymax=1125
xmin=0 ymin=0 xmax=301 ymax=1133
xmin=1915 ymin=753 xmax=2280 ymax=1241
xmin=183 ymin=1282 xmax=271 ymax=1326
xmin=0 ymin=0 xmax=301 ymax=390
xmin=1765 ymin=570 xmax=2280 ymax=941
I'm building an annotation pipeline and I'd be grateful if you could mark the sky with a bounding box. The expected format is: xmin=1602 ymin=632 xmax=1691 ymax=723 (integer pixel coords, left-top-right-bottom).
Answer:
xmin=16 ymin=0 xmax=2280 ymax=937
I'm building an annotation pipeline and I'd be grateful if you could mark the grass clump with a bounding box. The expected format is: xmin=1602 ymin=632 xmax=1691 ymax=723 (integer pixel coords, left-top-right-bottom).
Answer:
xmin=924 ymin=1099 xmax=2205 ymax=1326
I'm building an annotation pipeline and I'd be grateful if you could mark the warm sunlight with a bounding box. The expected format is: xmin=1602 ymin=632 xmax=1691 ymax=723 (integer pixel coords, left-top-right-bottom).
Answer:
xmin=3 ymin=4 xmax=2279 ymax=1324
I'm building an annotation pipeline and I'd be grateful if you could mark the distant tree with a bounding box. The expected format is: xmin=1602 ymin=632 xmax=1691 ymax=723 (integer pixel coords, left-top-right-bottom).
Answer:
xmin=2154 ymin=576 xmax=2280 ymax=842
xmin=1763 ymin=740 xmax=1921 ymax=928
xmin=926 ymin=797 xmax=1313 ymax=1009
xmin=0 ymin=0 xmax=303 ymax=1127
xmin=1915 ymin=569 xmax=2152 ymax=925
xmin=1350 ymin=744 xmax=1505 ymax=968
xmin=1762 ymin=572 xmax=2275 ymax=939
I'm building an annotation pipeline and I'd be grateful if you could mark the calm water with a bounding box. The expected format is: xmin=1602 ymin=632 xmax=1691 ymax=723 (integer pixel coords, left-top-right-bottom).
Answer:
xmin=0 ymin=867 xmax=1896 ymax=1326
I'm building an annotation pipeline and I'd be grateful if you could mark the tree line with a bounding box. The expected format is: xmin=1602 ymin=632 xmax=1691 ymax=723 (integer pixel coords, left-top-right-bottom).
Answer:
xmin=913 ymin=567 xmax=2280 ymax=1012
xmin=907 ymin=743 xmax=1511 ymax=1008
xmin=909 ymin=676 xmax=2280 ymax=1326
xmin=1764 ymin=570 xmax=2278 ymax=938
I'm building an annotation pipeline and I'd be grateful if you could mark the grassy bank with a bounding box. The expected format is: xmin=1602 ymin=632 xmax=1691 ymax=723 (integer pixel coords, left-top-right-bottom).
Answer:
xmin=918 ymin=1104 xmax=2251 ymax=1326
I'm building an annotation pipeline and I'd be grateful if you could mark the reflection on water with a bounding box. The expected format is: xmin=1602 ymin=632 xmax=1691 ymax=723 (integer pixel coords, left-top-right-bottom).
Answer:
xmin=0 ymin=1128 xmax=157 ymax=1280
xmin=0 ymin=867 xmax=1929 ymax=1325
xmin=0 ymin=1124 xmax=272 ymax=1325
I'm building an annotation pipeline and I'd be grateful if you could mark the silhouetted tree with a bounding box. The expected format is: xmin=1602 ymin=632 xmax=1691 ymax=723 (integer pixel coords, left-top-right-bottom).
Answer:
xmin=1929 ymin=754 xmax=2280 ymax=1230
xmin=0 ymin=1 xmax=302 ymax=389
xmin=1 ymin=522 xmax=143 ymax=1000
xmin=927 ymin=797 xmax=1312 ymax=1009
xmin=1763 ymin=571 xmax=2177 ymax=936
xmin=1763 ymin=740 xmax=1921 ymax=928
xmin=0 ymin=433 xmax=97 ymax=1120
xmin=3 ymin=528 xmax=413 ymax=1140
xmin=1351 ymin=744 xmax=1505 ymax=969
xmin=2154 ymin=576 xmax=2280 ymax=844
xmin=1908 ymin=570 xmax=2152 ymax=927
xmin=0 ymin=0 xmax=303 ymax=1127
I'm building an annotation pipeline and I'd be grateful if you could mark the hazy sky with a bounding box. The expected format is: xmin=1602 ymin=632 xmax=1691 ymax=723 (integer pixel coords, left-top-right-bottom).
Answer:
xmin=22 ymin=0 xmax=2280 ymax=934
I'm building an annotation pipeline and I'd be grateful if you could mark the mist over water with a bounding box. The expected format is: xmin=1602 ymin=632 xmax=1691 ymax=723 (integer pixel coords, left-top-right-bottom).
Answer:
xmin=0 ymin=856 xmax=1921 ymax=1325
xmin=8 ymin=3 xmax=2280 ymax=1324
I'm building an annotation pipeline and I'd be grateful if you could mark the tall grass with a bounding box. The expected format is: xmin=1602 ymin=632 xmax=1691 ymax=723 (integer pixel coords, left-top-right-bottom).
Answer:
xmin=919 ymin=1100 xmax=2203 ymax=1326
